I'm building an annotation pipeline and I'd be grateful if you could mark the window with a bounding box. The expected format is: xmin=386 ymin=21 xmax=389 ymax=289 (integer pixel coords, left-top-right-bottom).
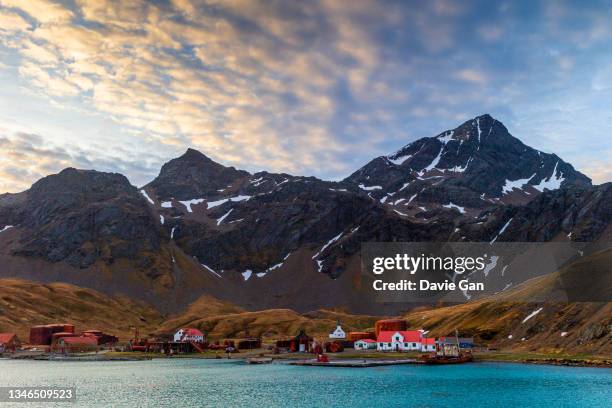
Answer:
xmin=388 ymin=343 xmax=391 ymax=347
xmin=413 ymin=343 xmax=417 ymax=347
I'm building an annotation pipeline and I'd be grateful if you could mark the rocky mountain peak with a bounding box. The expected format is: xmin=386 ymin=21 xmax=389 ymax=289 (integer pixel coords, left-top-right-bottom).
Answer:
xmin=29 ymin=168 xmax=134 ymax=199
xmin=146 ymin=148 xmax=250 ymax=200
xmin=345 ymin=114 xmax=591 ymax=212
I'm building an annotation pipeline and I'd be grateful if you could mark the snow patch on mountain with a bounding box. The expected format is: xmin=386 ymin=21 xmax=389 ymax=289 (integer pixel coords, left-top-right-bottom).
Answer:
xmin=522 ymin=307 xmax=543 ymax=323
xmin=312 ymin=232 xmax=344 ymax=260
xmin=140 ymin=189 xmax=155 ymax=205
xmin=207 ymin=195 xmax=251 ymax=209
xmin=437 ymin=130 xmax=454 ymax=144
xmin=490 ymin=217 xmax=513 ymax=243
xmin=443 ymin=202 xmax=466 ymax=214
xmin=358 ymin=183 xmax=382 ymax=191
xmin=216 ymin=208 xmax=233 ymax=225
xmin=242 ymin=270 xmax=253 ymax=281
xmin=502 ymin=174 xmax=536 ymax=194
xmin=161 ymin=201 xmax=173 ymax=208
xmin=387 ymin=153 xmax=413 ymax=165
xmin=482 ymin=256 xmax=499 ymax=277
xmin=419 ymin=145 xmax=443 ymax=175
xmin=179 ymin=198 xmax=205 ymax=213
xmin=532 ymin=162 xmax=565 ymax=192
xmin=201 ymin=264 xmax=221 ymax=278
xmin=0 ymin=225 xmax=14 ymax=233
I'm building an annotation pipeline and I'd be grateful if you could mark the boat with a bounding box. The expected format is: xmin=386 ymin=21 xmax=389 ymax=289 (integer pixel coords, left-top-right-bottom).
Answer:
xmin=422 ymin=328 xmax=473 ymax=364
xmin=246 ymin=357 xmax=273 ymax=364
xmin=422 ymin=352 xmax=473 ymax=364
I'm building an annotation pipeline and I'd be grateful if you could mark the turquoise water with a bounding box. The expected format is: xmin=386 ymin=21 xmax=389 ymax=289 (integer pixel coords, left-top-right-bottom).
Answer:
xmin=1 ymin=359 xmax=611 ymax=407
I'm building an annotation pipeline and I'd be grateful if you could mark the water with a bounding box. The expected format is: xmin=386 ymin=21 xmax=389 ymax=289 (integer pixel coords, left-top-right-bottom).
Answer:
xmin=1 ymin=359 xmax=610 ymax=407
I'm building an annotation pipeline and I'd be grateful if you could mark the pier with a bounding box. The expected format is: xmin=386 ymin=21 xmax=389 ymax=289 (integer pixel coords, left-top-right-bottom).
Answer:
xmin=290 ymin=359 xmax=423 ymax=367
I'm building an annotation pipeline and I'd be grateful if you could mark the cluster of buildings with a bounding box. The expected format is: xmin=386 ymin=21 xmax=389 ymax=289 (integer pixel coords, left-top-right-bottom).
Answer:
xmin=326 ymin=319 xmax=473 ymax=354
xmin=130 ymin=327 xmax=262 ymax=354
xmin=0 ymin=324 xmax=118 ymax=354
xmin=0 ymin=318 xmax=473 ymax=356
xmin=29 ymin=324 xmax=118 ymax=352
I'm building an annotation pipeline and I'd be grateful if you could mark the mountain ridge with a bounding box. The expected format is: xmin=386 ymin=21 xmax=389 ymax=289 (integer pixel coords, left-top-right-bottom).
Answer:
xmin=0 ymin=114 xmax=608 ymax=314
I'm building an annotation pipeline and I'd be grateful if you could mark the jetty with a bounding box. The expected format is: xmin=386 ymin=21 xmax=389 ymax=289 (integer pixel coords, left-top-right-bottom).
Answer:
xmin=290 ymin=359 xmax=422 ymax=367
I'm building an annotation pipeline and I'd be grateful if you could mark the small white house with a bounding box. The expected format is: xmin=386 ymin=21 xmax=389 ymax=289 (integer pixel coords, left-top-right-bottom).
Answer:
xmin=377 ymin=331 xmax=422 ymax=352
xmin=420 ymin=338 xmax=436 ymax=352
xmin=174 ymin=328 xmax=205 ymax=343
xmin=354 ymin=339 xmax=377 ymax=350
xmin=329 ymin=323 xmax=346 ymax=339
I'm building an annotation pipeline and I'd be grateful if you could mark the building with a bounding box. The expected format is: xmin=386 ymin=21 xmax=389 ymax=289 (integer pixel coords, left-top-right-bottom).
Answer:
xmin=82 ymin=330 xmax=119 ymax=346
xmin=0 ymin=333 xmax=20 ymax=352
xmin=438 ymin=337 xmax=474 ymax=349
xmin=294 ymin=330 xmax=312 ymax=352
xmin=354 ymin=339 xmax=377 ymax=350
xmin=374 ymin=319 xmax=407 ymax=336
xmin=173 ymin=328 xmax=205 ymax=343
xmin=329 ymin=322 xmax=346 ymax=339
xmin=29 ymin=324 xmax=75 ymax=345
xmin=57 ymin=336 xmax=98 ymax=352
xmin=377 ymin=330 xmax=423 ymax=351
xmin=420 ymin=337 xmax=436 ymax=352
xmin=347 ymin=331 xmax=376 ymax=341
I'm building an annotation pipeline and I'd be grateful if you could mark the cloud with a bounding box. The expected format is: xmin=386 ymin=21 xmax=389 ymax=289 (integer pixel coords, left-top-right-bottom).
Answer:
xmin=0 ymin=8 xmax=30 ymax=31
xmin=0 ymin=131 xmax=163 ymax=193
xmin=455 ymin=69 xmax=488 ymax=84
xmin=0 ymin=0 xmax=73 ymax=23
xmin=0 ymin=0 xmax=610 ymax=193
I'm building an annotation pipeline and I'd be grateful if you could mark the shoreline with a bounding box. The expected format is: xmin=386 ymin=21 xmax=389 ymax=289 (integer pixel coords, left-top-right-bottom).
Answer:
xmin=4 ymin=350 xmax=610 ymax=368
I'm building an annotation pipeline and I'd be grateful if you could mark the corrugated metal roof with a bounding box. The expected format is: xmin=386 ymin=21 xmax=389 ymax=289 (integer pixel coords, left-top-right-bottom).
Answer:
xmin=0 ymin=333 xmax=17 ymax=344
xmin=377 ymin=330 xmax=422 ymax=343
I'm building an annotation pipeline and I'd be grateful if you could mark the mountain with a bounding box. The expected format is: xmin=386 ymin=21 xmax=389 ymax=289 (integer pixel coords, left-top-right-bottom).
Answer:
xmin=403 ymin=249 xmax=612 ymax=355
xmin=0 ymin=114 xmax=608 ymax=314
xmin=345 ymin=114 xmax=591 ymax=213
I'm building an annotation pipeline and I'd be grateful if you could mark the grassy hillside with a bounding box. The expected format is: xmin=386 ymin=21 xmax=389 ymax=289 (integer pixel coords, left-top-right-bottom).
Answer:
xmin=155 ymin=296 xmax=382 ymax=340
xmin=0 ymin=279 xmax=163 ymax=341
xmin=402 ymin=249 xmax=612 ymax=355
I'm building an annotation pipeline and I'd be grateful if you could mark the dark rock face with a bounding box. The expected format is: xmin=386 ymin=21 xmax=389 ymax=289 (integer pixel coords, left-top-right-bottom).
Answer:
xmin=146 ymin=148 xmax=249 ymax=200
xmin=344 ymin=114 xmax=591 ymax=209
xmin=0 ymin=115 xmax=608 ymax=311
xmin=4 ymin=168 xmax=161 ymax=268
xmin=485 ymin=183 xmax=611 ymax=242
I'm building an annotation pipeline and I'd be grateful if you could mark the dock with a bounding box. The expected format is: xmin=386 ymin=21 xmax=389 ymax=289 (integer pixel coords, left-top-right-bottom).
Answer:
xmin=290 ymin=359 xmax=423 ymax=367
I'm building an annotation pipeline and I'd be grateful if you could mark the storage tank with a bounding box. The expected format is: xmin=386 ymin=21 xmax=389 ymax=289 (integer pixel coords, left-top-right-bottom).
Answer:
xmin=29 ymin=325 xmax=53 ymax=345
xmin=375 ymin=319 xmax=407 ymax=336
xmin=51 ymin=332 xmax=76 ymax=347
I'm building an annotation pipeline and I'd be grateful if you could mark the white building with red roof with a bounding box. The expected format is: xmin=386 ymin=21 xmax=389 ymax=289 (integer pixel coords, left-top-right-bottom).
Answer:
xmin=376 ymin=330 xmax=424 ymax=351
xmin=420 ymin=337 xmax=436 ymax=352
xmin=174 ymin=328 xmax=205 ymax=343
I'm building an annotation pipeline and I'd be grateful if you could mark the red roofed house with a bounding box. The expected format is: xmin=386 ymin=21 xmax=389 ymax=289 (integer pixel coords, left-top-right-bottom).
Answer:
xmin=0 ymin=333 xmax=21 ymax=352
xmin=420 ymin=337 xmax=436 ymax=352
xmin=174 ymin=328 xmax=205 ymax=343
xmin=377 ymin=330 xmax=423 ymax=351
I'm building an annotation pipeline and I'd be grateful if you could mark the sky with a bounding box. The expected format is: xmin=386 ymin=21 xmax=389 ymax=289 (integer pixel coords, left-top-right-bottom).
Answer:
xmin=0 ymin=0 xmax=611 ymax=193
